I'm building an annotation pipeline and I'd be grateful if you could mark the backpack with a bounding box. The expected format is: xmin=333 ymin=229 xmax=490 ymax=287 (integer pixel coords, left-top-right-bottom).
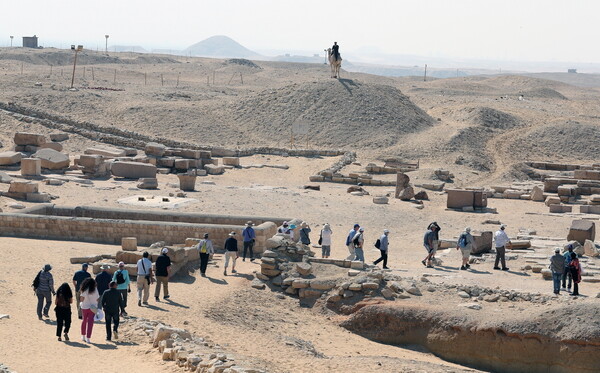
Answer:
xmin=458 ymin=234 xmax=467 ymax=249
xmin=199 ymin=240 xmax=208 ymax=254
xmin=353 ymin=234 xmax=361 ymax=246
xmin=374 ymin=239 xmax=381 ymax=249
xmin=115 ymin=270 xmax=125 ymax=285
xmin=32 ymin=270 xmax=42 ymax=290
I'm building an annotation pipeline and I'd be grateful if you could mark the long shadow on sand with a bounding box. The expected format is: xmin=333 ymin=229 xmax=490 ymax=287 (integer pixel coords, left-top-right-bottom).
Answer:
xmin=64 ymin=341 xmax=90 ymax=348
xmin=206 ymin=277 xmax=227 ymax=285
xmin=337 ymin=78 xmax=357 ymax=95
xmin=144 ymin=304 xmax=168 ymax=312
xmin=164 ymin=299 xmax=189 ymax=309
xmin=92 ymin=342 xmax=117 ymax=350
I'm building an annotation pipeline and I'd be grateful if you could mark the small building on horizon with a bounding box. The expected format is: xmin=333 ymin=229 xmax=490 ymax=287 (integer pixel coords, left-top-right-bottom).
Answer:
xmin=568 ymin=68 xmax=577 ymax=73
xmin=22 ymin=35 xmax=38 ymax=48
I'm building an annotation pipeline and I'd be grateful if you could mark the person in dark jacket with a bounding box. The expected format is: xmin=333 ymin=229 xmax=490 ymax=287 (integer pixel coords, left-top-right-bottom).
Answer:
xmin=155 ymin=248 xmax=172 ymax=301
xmin=101 ymin=281 xmax=124 ymax=341
xmin=331 ymin=42 xmax=340 ymax=61
xmin=224 ymin=231 xmax=238 ymax=276
xmin=95 ymin=265 xmax=112 ymax=306
xmin=36 ymin=264 xmax=56 ymax=320
xmin=54 ymin=282 xmax=73 ymax=342
xmin=242 ymin=221 xmax=256 ymax=262
xmin=569 ymin=252 xmax=582 ymax=296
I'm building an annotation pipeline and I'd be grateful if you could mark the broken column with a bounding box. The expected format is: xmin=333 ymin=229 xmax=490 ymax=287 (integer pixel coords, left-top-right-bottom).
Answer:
xmin=177 ymin=173 xmax=196 ymax=191
xmin=21 ymin=158 xmax=41 ymax=176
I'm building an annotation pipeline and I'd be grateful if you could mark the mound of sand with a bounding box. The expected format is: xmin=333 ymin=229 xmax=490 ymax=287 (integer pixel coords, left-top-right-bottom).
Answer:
xmin=230 ymin=80 xmax=434 ymax=149
xmin=0 ymin=47 xmax=179 ymax=66
xmin=224 ymin=59 xmax=262 ymax=69
xmin=508 ymin=122 xmax=600 ymax=161
xmin=520 ymin=87 xmax=568 ymax=100
xmin=467 ymin=107 xmax=523 ymax=129
xmin=445 ymin=126 xmax=495 ymax=171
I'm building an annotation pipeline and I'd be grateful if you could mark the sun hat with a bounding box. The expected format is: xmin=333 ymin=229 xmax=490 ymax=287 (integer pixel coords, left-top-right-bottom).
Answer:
xmin=500 ymin=224 xmax=507 ymax=230
xmin=465 ymin=227 xmax=471 ymax=233
xmin=359 ymin=227 xmax=365 ymax=232
xmin=383 ymin=229 xmax=389 ymax=233
xmin=43 ymin=264 xmax=52 ymax=271
xmin=246 ymin=221 xmax=253 ymax=226
xmin=229 ymin=231 xmax=236 ymax=236
xmin=100 ymin=264 xmax=111 ymax=270
xmin=161 ymin=247 xmax=169 ymax=254
xmin=118 ymin=261 xmax=125 ymax=267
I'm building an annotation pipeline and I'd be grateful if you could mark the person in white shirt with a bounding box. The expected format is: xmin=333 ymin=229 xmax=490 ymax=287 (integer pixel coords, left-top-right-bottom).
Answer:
xmin=79 ymin=278 xmax=99 ymax=343
xmin=494 ymin=225 xmax=512 ymax=271
xmin=196 ymin=233 xmax=214 ymax=277
xmin=136 ymin=251 xmax=154 ymax=306
xmin=320 ymin=224 xmax=333 ymax=258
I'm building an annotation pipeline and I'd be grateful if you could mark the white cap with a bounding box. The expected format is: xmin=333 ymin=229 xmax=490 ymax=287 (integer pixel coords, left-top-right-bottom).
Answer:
xmin=161 ymin=247 xmax=169 ymax=254
xmin=465 ymin=227 xmax=471 ymax=233
xmin=383 ymin=229 xmax=389 ymax=233
xmin=359 ymin=227 xmax=365 ymax=232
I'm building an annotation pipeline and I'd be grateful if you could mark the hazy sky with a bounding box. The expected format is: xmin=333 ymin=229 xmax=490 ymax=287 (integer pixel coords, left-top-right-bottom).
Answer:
xmin=1 ymin=0 xmax=599 ymax=63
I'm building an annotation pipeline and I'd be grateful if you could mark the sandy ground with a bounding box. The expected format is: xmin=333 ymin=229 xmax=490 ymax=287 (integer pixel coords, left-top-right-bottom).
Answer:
xmin=1 ymin=49 xmax=600 ymax=372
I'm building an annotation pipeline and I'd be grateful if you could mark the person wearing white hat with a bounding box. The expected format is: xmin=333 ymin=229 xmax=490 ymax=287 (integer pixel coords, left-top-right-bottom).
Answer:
xmin=154 ymin=248 xmax=172 ymax=301
xmin=320 ymin=223 xmax=333 ymax=258
xmin=493 ymin=224 xmax=512 ymax=271
xmin=112 ymin=261 xmax=131 ymax=316
xmin=456 ymin=227 xmax=476 ymax=270
xmin=373 ymin=229 xmax=390 ymax=269
xmin=242 ymin=221 xmax=256 ymax=262
xmin=224 ymin=231 xmax=239 ymax=276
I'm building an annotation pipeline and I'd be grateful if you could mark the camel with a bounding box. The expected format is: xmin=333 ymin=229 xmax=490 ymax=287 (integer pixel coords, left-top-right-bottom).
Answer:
xmin=327 ymin=48 xmax=342 ymax=79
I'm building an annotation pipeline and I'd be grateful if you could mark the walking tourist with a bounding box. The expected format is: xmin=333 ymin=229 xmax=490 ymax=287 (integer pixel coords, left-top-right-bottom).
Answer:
xmin=155 ymin=248 xmax=171 ymax=301
xmin=562 ymin=244 xmax=574 ymax=292
xmin=428 ymin=222 xmax=441 ymax=262
xmin=72 ymin=263 xmax=91 ymax=319
xmin=320 ymin=223 xmax=332 ymax=258
xmin=353 ymin=227 xmax=365 ymax=262
xmin=54 ymin=282 xmax=73 ymax=342
xmin=224 ymin=231 xmax=238 ymax=276
xmin=95 ymin=265 xmax=111 ymax=306
xmin=346 ymin=224 xmax=360 ymax=260
xmin=101 ymin=281 xmax=124 ymax=341
xmin=113 ymin=262 xmax=131 ymax=315
xmin=35 ymin=264 xmax=55 ymax=320
xmin=493 ymin=224 xmax=512 ymax=270
xmin=422 ymin=226 xmax=436 ymax=268
xmin=278 ymin=221 xmax=294 ymax=240
xmin=299 ymin=222 xmax=312 ymax=247
xmin=79 ymin=278 xmax=99 ymax=343
xmin=456 ymin=227 xmax=476 ymax=270
xmin=569 ymin=252 xmax=582 ymax=296
xmin=197 ymin=233 xmax=214 ymax=277
xmin=373 ymin=229 xmax=390 ymax=269
xmin=242 ymin=221 xmax=256 ymax=262
xmin=549 ymin=248 xmax=566 ymax=295
xmin=136 ymin=252 xmax=154 ymax=306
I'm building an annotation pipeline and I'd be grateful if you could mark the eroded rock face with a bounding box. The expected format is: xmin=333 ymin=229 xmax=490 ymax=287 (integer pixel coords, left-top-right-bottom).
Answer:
xmin=340 ymin=303 xmax=600 ymax=373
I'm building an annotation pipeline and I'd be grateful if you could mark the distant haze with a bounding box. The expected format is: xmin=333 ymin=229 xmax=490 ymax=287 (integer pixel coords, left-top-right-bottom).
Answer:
xmin=1 ymin=0 xmax=600 ymax=69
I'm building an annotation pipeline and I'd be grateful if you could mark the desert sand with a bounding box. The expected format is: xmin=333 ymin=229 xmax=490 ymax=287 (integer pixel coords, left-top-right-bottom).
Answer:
xmin=1 ymin=48 xmax=599 ymax=372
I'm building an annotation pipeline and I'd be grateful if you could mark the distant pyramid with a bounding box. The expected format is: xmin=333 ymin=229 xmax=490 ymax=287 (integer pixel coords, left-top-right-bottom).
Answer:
xmin=183 ymin=35 xmax=261 ymax=59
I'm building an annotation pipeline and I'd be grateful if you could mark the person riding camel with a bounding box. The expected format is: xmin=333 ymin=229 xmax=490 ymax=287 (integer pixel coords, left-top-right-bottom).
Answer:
xmin=331 ymin=42 xmax=340 ymax=61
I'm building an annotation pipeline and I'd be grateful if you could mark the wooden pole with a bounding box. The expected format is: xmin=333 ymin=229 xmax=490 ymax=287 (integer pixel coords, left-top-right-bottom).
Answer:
xmin=21 ymin=62 xmax=23 ymax=75
xmin=424 ymin=64 xmax=427 ymax=82
xmin=91 ymin=67 xmax=94 ymax=81
xmin=50 ymin=65 xmax=53 ymax=75
xmin=113 ymin=69 xmax=116 ymax=84
xmin=240 ymin=72 xmax=243 ymax=85
xmin=207 ymin=75 xmax=210 ymax=86
xmin=83 ymin=66 xmax=86 ymax=78
xmin=161 ymin=74 xmax=164 ymax=86
xmin=213 ymin=71 xmax=215 ymax=85
xmin=144 ymin=72 xmax=147 ymax=86
xmin=176 ymin=72 xmax=180 ymax=87
xmin=228 ymin=73 xmax=235 ymax=85
xmin=70 ymin=51 xmax=79 ymax=88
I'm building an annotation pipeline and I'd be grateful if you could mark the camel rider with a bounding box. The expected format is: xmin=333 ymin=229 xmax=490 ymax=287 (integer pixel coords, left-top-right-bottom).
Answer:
xmin=331 ymin=42 xmax=340 ymax=61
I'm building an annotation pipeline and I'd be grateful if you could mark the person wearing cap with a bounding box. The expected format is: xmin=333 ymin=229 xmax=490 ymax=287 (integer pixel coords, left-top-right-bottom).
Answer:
xmin=422 ymin=225 xmax=437 ymax=268
xmin=112 ymin=262 xmax=131 ymax=315
xmin=101 ymin=281 xmax=124 ymax=341
xmin=427 ymin=222 xmax=441 ymax=261
xmin=242 ymin=221 xmax=256 ymax=262
xmin=345 ymin=224 xmax=360 ymax=260
xmin=224 ymin=231 xmax=239 ymax=276
xmin=277 ymin=221 xmax=293 ymax=240
xmin=35 ymin=264 xmax=56 ymax=320
xmin=136 ymin=252 xmax=154 ymax=306
xmin=320 ymin=223 xmax=333 ymax=258
xmin=299 ymin=222 xmax=312 ymax=247
xmin=72 ymin=263 xmax=91 ymax=319
xmin=456 ymin=227 xmax=476 ymax=270
xmin=562 ymin=244 xmax=574 ymax=292
xmin=95 ymin=265 xmax=112 ymax=308
xmin=197 ymin=233 xmax=214 ymax=277
xmin=353 ymin=227 xmax=365 ymax=262
xmin=155 ymin=248 xmax=172 ymax=301
xmin=493 ymin=224 xmax=512 ymax=271
xmin=373 ymin=229 xmax=390 ymax=269
xmin=549 ymin=248 xmax=566 ymax=295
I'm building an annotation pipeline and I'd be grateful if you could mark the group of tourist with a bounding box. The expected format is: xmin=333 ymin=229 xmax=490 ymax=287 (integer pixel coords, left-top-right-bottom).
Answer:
xmin=549 ymin=243 xmax=582 ymax=296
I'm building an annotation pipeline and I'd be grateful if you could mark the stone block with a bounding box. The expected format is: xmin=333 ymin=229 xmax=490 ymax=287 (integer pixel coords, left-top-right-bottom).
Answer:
xmin=122 ymin=237 xmax=137 ymax=251
xmin=184 ymin=247 xmax=200 ymax=261
xmin=26 ymin=192 xmax=51 ymax=202
xmin=49 ymin=133 xmax=69 ymax=142
xmin=145 ymin=142 xmax=166 ymax=157
xmin=9 ymin=181 xmax=38 ymax=194
xmin=583 ymin=239 xmax=600 ymax=257
xmin=115 ymin=250 xmax=143 ymax=264
xmin=471 ymin=231 xmax=493 ymax=254
xmin=567 ymin=220 xmax=595 ymax=244
xmin=557 ymin=185 xmax=577 ymax=197
xmin=39 ymin=142 xmax=63 ymax=152
xmin=137 ymin=178 xmax=158 ymax=189
xmin=222 ymin=157 xmax=240 ymax=166
xmin=295 ymin=262 xmax=313 ymax=276
xmin=76 ymin=154 xmax=104 ymax=168
xmin=178 ymin=149 xmax=202 ymax=159
xmin=153 ymin=326 xmax=192 ymax=347
xmin=14 ymin=132 xmax=46 ymax=146
xmin=299 ymin=288 xmax=323 ymax=298
xmin=549 ymin=204 xmax=572 ymax=213
xmin=350 ymin=261 xmax=364 ymax=269
xmin=177 ymin=174 xmax=196 ymax=191
xmin=174 ymin=159 xmax=191 ymax=170
xmin=204 ymin=164 xmax=224 ymax=175
xmin=0 ymin=171 xmax=13 ymax=184
xmin=530 ymin=185 xmax=545 ymax=201
xmin=397 ymin=186 xmax=415 ymax=201
xmin=0 ymin=151 xmax=22 ymax=166
xmin=372 ymin=196 xmax=389 ymax=204
xmin=85 ymin=146 xmax=126 ymax=158
xmin=545 ymin=196 xmax=561 ymax=206
xmin=32 ymin=148 xmax=70 ymax=169
xmin=21 ymin=158 xmax=41 ymax=176
xmin=156 ymin=157 xmax=175 ymax=168
xmin=309 ymin=279 xmax=336 ymax=290
xmin=292 ymin=279 xmax=311 ymax=288
xmin=111 ymin=161 xmax=157 ymax=178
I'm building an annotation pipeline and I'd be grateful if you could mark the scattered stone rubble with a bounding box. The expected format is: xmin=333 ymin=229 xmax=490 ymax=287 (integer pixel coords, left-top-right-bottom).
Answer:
xmin=124 ymin=318 xmax=265 ymax=372
xmin=0 ymin=364 xmax=15 ymax=373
